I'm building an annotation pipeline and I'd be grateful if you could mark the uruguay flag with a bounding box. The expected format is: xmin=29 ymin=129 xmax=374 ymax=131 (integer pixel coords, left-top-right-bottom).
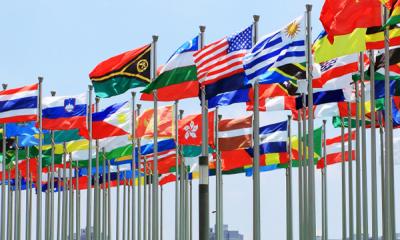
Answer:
xmin=42 ymin=93 xmax=87 ymax=130
xmin=80 ymin=101 xmax=131 ymax=139
xmin=0 ymin=83 xmax=38 ymax=123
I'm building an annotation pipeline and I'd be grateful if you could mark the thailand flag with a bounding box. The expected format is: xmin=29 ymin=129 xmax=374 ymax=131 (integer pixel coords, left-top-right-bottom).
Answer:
xmin=0 ymin=83 xmax=38 ymax=123
xmin=42 ymin=93 xmax=87 ymax=130
xmin=80 ymin=101 xmax=131 ymax=139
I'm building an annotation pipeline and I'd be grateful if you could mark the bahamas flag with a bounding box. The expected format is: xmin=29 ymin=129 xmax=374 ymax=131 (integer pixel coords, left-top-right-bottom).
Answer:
xmin=89 ymin=44 xmax=151 ymax=98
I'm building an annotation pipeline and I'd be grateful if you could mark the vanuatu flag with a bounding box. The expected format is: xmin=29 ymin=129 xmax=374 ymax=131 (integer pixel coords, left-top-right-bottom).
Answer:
xmin=89 ymin=44 xmax=151 ymax=98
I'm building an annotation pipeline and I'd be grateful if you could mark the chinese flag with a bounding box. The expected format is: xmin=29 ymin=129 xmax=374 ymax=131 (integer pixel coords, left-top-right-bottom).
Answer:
xmin=320 ymin=0 xmax=382 ymax=42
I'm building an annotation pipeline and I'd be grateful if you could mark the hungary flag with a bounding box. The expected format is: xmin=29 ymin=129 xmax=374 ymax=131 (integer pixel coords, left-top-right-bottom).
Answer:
xmin=89 ymin=44 xmax=151 ymax=98
xmin=141 ymin=36 xmax=199 ymax=101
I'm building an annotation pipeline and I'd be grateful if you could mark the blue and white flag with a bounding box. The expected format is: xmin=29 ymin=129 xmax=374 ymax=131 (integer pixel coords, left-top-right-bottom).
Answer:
xmin=243 ymin=16 xmax=305 ymax=85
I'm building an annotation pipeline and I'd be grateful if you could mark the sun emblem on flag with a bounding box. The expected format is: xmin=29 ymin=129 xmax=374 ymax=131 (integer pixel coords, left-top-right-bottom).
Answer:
xmin=117 ymin=113 xmax=127 ymax=124
xmin=183 ymin=121 xmax=198 ymax=140
xmin=284 ymin=20 xmax=301 ymax=39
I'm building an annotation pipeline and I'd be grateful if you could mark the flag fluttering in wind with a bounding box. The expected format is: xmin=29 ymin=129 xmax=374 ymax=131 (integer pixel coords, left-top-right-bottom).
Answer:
xmin=42 ymin=93 xmax=87 ymax=130
xmin=89 ymin=44 xmax=151 ymax=98
xmin=141 ymin=36 xmax=199 ymax=101
xmin=178 ymin=111 xmax=214 ymax=146
xmin=218 ymin=115 xmax=252 ymax=151
xmin=0 ymin=83 xmax=38 ymax=123
xmin=386 ymin=0 xmax=400 ymax=27
xmin=136 ymin=105 xmax=174 ymax=139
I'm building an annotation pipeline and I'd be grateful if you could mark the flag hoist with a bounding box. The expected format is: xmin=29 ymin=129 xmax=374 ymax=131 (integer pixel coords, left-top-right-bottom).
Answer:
xmin=1 ymin=83 xmax=7 ymax=240
xmin=37 ymin=76 xmax=43 ymax=240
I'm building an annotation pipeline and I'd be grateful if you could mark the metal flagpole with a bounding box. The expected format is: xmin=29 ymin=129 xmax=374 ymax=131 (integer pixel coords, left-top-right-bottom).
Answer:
xmin=297 ymin=109 xmax=303 ymax=240
xmin=86 ymin=85 xmax=93 ymax=240
xmin=27 ymin=171 xmax=32 ymax=240
xmin=76 ymin=156 xmax=81 ymax=240
xmin=359 ymin=52 xmax=369 ymax=240
xmin=131 ymin=92 xmax=137 ymax=240
xmin=102 ymin=148 xmax=106 ymax=240
xmin=107 ymin=159 xmax=112 ymax=240
xmin=341 ymin=118 xmax=347 ymax=240
xmin=321 ymin=120 xmax=327 ymax=240
xmin=137 ymin=104 xmax=142 ymax=240
xmin=286 ymin=116 xmax=293 ymax=240
xmin=148 ymin=165 xmax=152 ymax=240
xmin=37 ymin=76 xmax=44 ymax=240
xmin=348 ymin=101 xmax=354 ymax=240
xmin=49 ymin=90 xmax=56 ymax=240
xmin=151 ymin=34 xmax=159 ymax=240
xmin=123 ymin=171 xmax=127 ymax=240
xmin=45 ymin=168 xmax=50 ymax=240
xmin=251 ymin=14 xmax=261 ymax=240
xmin=305 ymin=4 xmax=316 ymax=239
xmin=144 ymin=156 xmax=148 ymax=240
xmin=302 ymin=96 xmax=308 ymax=240
xmin=0 ymin=83 xmax=7 ymax=240
xmin=62 ymin=143 xmax=67 ymax=240
xmin=185 ymin=170 xmax=190 ymax=240
xmin=215 ymin=109 xmax=222 ymax=240
xmin=57 ymin=169 xmax=62 ymax=240
xmin=25 ymin=147 xmax=31 ymax=240
xmin=198 ymin=24 xmax=210 ymax=240
xmin=218 ymin=112 xmax=223 ymax=240
xmin=378 ymin=111 xmax=386 ymax=237
xmin=160 ymin=185 xmax=163 ymax=240
xmin=69 ymin=154 xmax=74 ymax=240
xmin=179 ymin=109 xmax=185 ymax=240
xmin=189 ymin=179 xmax=193 ymax=240
xmin=94 ymin=97 xmax=100 ymax=240
xmin=354 ymin=67 xmax=362 ymax=240
xmin=7 ymin=170 xmax=13 ymax=240
xmin=14 ymin=137 xmax=20 ymax=240
xmin=174 ymin=100 xmax=179 ymax=240
xmin=368 ymin=49 xmax=378 ymax=240
xmin=116 ymin=166 xmax=120 ymax=240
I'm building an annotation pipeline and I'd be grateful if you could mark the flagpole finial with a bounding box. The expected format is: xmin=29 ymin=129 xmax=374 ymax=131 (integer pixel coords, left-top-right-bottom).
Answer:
xmin=218 ymin=114 xmax=222 ymax=121
xmin=50 ymin=91 xmax=56 ymax=97
xmin=288 ymin=115 xmax=292 ymax=121
xmin=88 ymin=85 xmax=93 ymax=91
xmin=1 ymin=84 xmax=7 ymax=90
xmin=199 ymin=25 xmax=206 ymax=33
xmin=306 ymin=4 xmax=312 ymax=11
xmin=38 ymin=76 xmax=43 ymax=83
xmin=137 ymin=104 xmax=141 ymax=110
xmin=253 ymin=15 xmax=260 ymax=22
xmin=152 ymin=35 xmax=159 ymax=42
xmin=95 ymin=97 xmax=100 ymax=104
xmin=131 ymin=91 xmax=136 ymax=98
xmin=323 ymin=119 xmax=327 ymax=124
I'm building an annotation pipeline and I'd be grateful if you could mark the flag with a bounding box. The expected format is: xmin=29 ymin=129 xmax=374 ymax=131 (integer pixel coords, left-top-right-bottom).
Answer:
xmin=374 ymin=47 xmax=400 ymax=70
xmin=159 ymin=173 xmax=177 ymax=186
xmin=136 ymin=105 xmax=173 ymax=139
xmin=89 ymin=44 xmax=151 ymax=98
xmin=178 ymin=111 xmax=214 ymax=146
xmin=291 ymin=127 xmax=323 ymax=161
xmin=317 ymin=131 xmax=356 ymax=168
xmin=320 ymin=0 xmax=381 ymax=42
xmin=141 ymin=36 xmax=199 ymax=101
xmin=220 ymin=149 xmax=253 ymax=171
xmin=0 ymin=83 xmax=38 ymax=123
xmin=294 ymin=89 xmax=347 ymax=110
xmin=5 ymin=121 xmax=49 ymax=147
xmin=218 ymin=115 xmax=252 ymax=151
xmin=194 ymin=26 xmax=253 ymax=102
xmin=244 ymin=16 xmax=305 ymax=85
xmin=42 ymin=93 xmax=87 ymax=130
xmin=208 ymin=86 xmax=250 ymax=109
xmin=313 ymin=27 xmax=400 ymax=63
xmin=247 ymin=95 xmax=297 ymax=112
xmin=385 ymin=0 xmax=400 ymax=26
xmin=80 ymin=101 xmax=131 ymax=139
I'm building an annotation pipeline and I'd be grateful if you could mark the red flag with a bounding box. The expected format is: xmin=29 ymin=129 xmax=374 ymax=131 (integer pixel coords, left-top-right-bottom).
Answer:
xmin=218 ymin=116 xmax=252 ymax=151
xmin=178 ymin=111 xmax=214 ymax=146
xmin=159 ymin=173 xmax=177 ymax=186
xmin=320 ymin=0 xmax=382 ymax=42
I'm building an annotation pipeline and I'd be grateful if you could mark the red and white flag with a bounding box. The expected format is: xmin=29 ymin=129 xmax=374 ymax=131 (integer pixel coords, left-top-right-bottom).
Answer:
xmin=178 ymin=111 xmax=214 ymax=146
xmin=218 ymin=115 xmax=252 ymax=151
xmin=317 ymin=131 xmax=356 ymax=168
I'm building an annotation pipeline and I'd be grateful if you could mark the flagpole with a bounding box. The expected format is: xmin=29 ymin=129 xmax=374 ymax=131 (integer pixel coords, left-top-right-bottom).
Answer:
xmin=137 ymin=104 xmax=142 ymax=240
xmin=62 ymin=143 xmax=68 ymax=240
xmin=144 ymin=156 xmax=148 ymax=240
xmin=151 ymin=34 xmax=159 ymax=240
xmin=49 ymin=90 xmax=56 ymax=240
xmin=69 ymin=154 xmax=74 ymax=240
xmin=160 ymin=185 xmax=163 ymax=240
xmin=7 ymin=170 xmax=13 ymax=240
xmin=94 ymin=97 xmax=101 ymax=240
xmin=102 ymin=148 xmax=106 ymax=240
xmin=179 ymin=109 xmax=185 ymax=240
xmin=45 ymin=168 xmax=50 ymax=240
xmin=14 ymin=137 xmax=20 ymax=240
xmin=302 ymin=95 xmax=308 ymax=240
xmin=86 ymin=84 xmax=93 ymax=240
xmin=107 ymin=159 xmax=112 ymax=240
xmin=354 ymin=68 xmax=362 ymax=240
xmin=215 ymin=108 xmax=222 ymax=240
xmin=321 ymin=120 xmax=327 ymax=240
xmin=116 ymin=166 xmax=120 ymax=240
xmin=185 ymin=169 xmax=190 ymax=240
xmin=57 ymin=169 xmax=62 ymax=240
xmin=348 ymin=101 xmax=354 ymax=240
xmin=0 ymin=83 xmax=7 ymax=240
xmin=297 ymin=109 xmax=303 ymax=240
xmin=76 ymin=156 xmax=81 ymax=240
xmin=341 ymin=118 xmax=347 ymax=240
xmin=251 ymin=14 xmax=261 ymax=240
xmin=123 ymin=171 xmax=127 ymax=240
xmin=378 ymin=111 xmax=386 ymax=237
xmin=286 ymin=115 xmax=293 ymax=240
xmin=305 ymin=5 xmax=316 ymax=239
xmin=25 ymin=147 xmax=31 ymax=240
xmin=198 ymin=24 xmax=210 ymax=240
xmin=131 ymin=91 xmax=137 ymax=240
xmin=148 ymin=164 xmax=152 ymax=240
xmin=189 ymin=179 xmax=193 ymax=240
xmin=37 ymin=76 xmax=43 ymax=240
xmin=368 ymin=49 xmax=378 ymax=240
xmin=28 ymin=171 xmax=32 ymax=240
xmin=174 ymin=100 xmax=179 ymax=240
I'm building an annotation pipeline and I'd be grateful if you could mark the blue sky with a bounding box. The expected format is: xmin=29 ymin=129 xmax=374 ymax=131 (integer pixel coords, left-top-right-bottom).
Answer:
xmin=1 ymin=0 xmax=400 ymax=239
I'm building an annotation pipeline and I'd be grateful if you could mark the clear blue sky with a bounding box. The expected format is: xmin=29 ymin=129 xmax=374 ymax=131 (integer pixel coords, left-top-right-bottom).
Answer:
xmin=1 ymin=1 xmax=399 ymax=239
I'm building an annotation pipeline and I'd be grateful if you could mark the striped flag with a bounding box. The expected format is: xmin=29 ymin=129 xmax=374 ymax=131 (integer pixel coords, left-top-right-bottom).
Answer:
xmin=244 ymin=16 xmax=305 ymax=85
xmin=317 ymin=131 xmax=355 ymax=168
xmin=218 ymin=115 xmax=252 ymax=151
xmin=0 ymin=83 xmax=38 ymax=123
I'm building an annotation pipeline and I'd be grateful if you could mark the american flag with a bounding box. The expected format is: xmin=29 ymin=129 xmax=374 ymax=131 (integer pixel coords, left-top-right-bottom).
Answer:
xmin=193 ymin=25 xmax=253 ymax=85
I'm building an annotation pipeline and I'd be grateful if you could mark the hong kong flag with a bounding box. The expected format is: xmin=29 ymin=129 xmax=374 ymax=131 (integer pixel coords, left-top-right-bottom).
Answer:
xmin=178 ymin=111 xmax=214 ymax=146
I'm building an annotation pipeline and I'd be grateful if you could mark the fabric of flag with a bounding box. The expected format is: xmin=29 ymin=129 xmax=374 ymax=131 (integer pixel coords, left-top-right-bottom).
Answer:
xmin=136 ymin=105 xmax=173 ymax=139
xmin=246 ymin=95 xmax=297 ymax=112
xmin=290 ymin=127 xmax=323 ymax=161
xmin=178 ymin=111 xmax=214 ymax=146
xmin=0 ymin=83 xmax=38 ymax=123
xmin=141 ymin=36 xmax=199 ymax=101
xmin=317 ymin=131 xmax=356 ymax=169
xmin=258 ymin=63 xmax=306 ymax=85
xmin=320 ymin=0 xmax=381 ymax=42
xmin=89 ymin=44 xmax=151 ymax=98
xmin=5 ymin=121 xmax=49 ymax=147
xmin=218 ymin=115 xmax=252 ymax=151
xmin=313 ymin=27 xmax=400 ymax=63
xmin=208 ymin=86 xmax=250 ymax=109
xmin=159 ymin=173 xmax=177 ymax=186
xmin=42 ymin=93 xmax=87 ymax=130
xmin=79 ymin=101 xmax=131 ymax=139
xmin=244 ymin=16 xmax=305 ymax=85
xmin=386 ymin=0 xmax=400 ymax=26
xmin=294 ymin=89 xmax=347 ymax=110
xmin=374 ymin=47 xmax=400 ymax=71
xmin=220 ymin=149 xmax=253 ymax=171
